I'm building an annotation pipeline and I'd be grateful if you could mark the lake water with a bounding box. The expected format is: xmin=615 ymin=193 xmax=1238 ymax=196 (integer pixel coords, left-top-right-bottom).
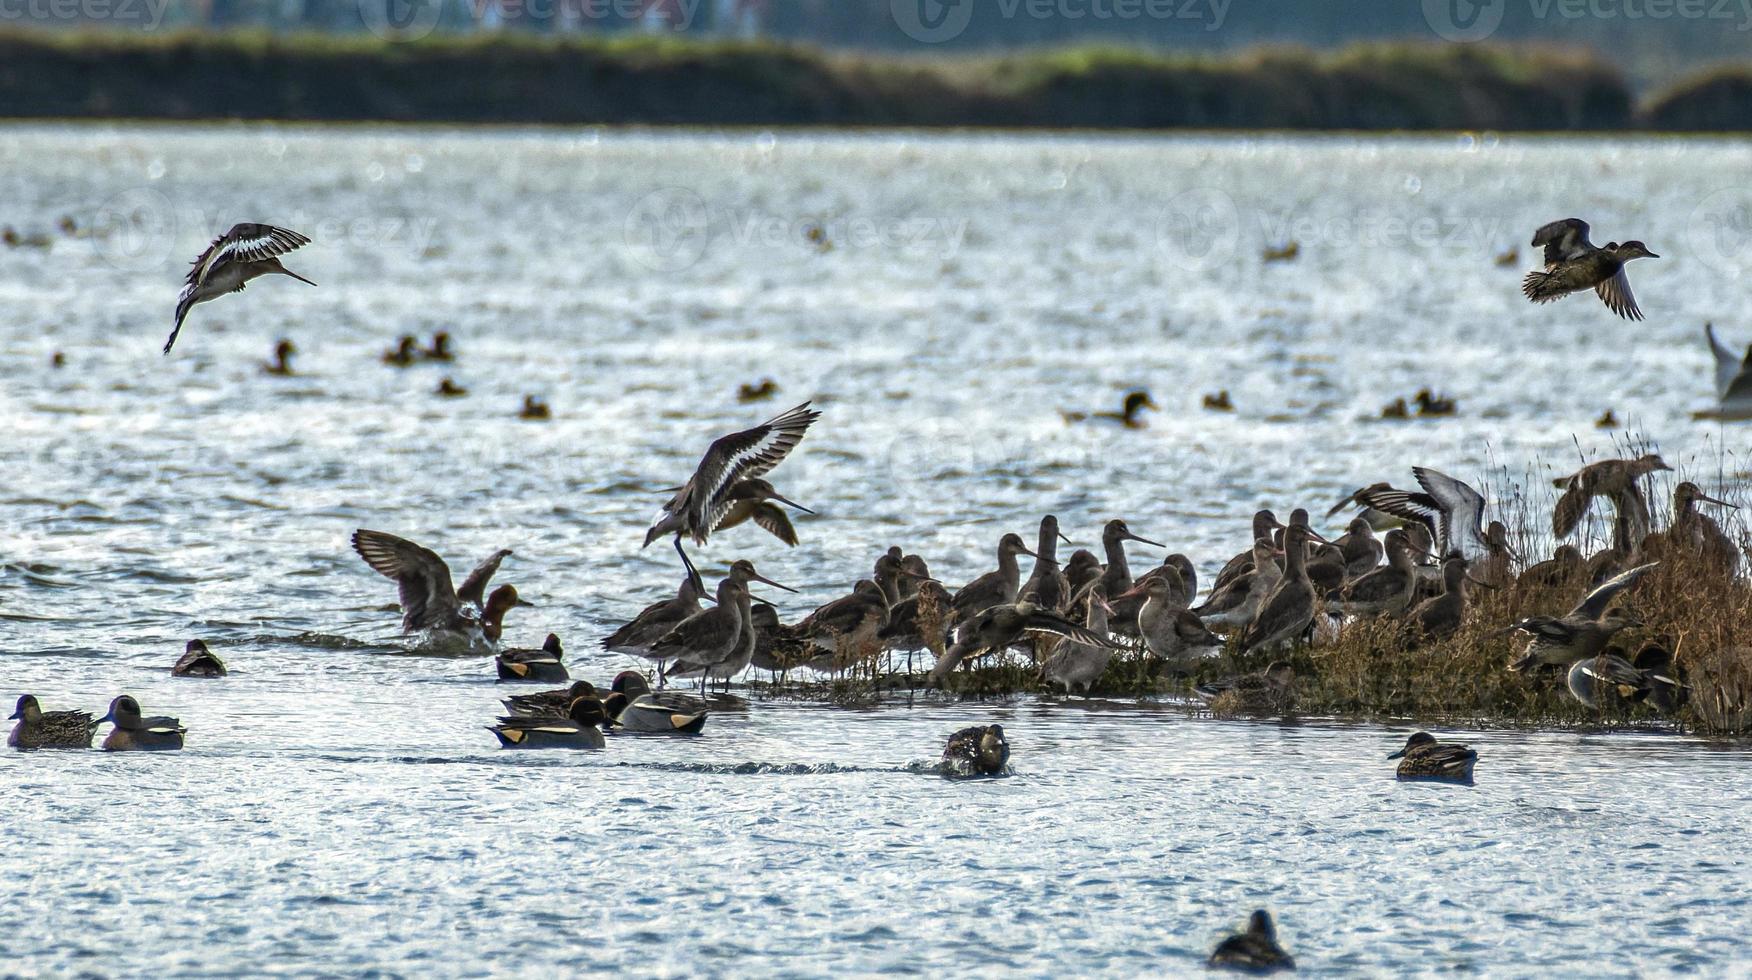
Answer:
xmin=3 ymin=125 xmax=1750 ymax=976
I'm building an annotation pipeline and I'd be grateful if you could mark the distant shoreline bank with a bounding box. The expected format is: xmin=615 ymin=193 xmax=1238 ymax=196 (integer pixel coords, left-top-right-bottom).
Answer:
xmin=2 ymin=31 xmax=1750 ymax=131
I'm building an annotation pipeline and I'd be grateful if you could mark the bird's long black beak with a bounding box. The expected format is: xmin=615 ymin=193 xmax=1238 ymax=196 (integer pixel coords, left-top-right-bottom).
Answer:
xmin=767 ymin=492 xmax=815 ymax=515
xmin=282 ymin=267 xmax=318 ymax=287
xmin=751 ymin=572 xmax=797 ymax=594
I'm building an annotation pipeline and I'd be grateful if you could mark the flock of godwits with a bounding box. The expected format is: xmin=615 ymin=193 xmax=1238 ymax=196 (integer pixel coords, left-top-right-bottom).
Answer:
xmin=6 ymin=212 xmax=1744 ymax=970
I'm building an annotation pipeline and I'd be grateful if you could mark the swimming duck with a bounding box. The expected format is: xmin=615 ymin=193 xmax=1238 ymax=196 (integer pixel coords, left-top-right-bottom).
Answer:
xmin=1595 ymin=409 xmax=1618 ymax=429
xmin=99 ymin=696 xmax=185 ymax=752
xmin=1413 ymin=389 xmax=1456 ymax=417
xmin=941 ymin=724 xmax=1008 ymax=776
xmin=1494 ymin=246 xmax=1519 ymax=267
xmin=1196 ymin=662 xmax=1295 ymax=717
xmin=1552 ymin=454 xmax=1670 ymax=552
xmin=8 ymin=695 xmax=97 ymax=749
xmin=350 ymin=529 xmax=518 ymax=651
xmin=262 ymin=339 xmax=296 ymax=377
xmin=1203 ymin=390 xmax=1234 ymax=411
xmin=519 ymin=395 xmax=551 ymax=421
xmin=496 ymin=633 xmax=568 ymax=683
xmin=1507 ymin=563 xmax=1657 ymax=672
xmin=166 ymin=223 xmax=315 ymax=355
xmin=1208 ymin=910 xmax=1295 ymax=972
xmin=1262 ymin=241 xmax=1299 ymax=262
xmin=1387 ymin=731 xmax=1477 ymax=783
xmin=382 ymin=335 xmax=419 ymax=367
xmin=421 ymin=331 xmax=455 ymax=362
xmin=487 ymin=696 xmax=605 ymax=749
xmin=604 ymin=672 xmax=708 ymax=734
xmin=1061 ymin=390 xmax=1158 ymax=429
xmin=737 ymin=378 xmax=779 ymax=403
xmin=1380 ymin=397 xmax=1409 ymax=420
xmin=501 ymin=680 xmax=598 ymax=718
xmin=1522 ymin=218 xmax=1657 ymax=321
xmin=51 ymin=351 xmax=66 ymax=369
xmin=435 ymin=378 xmax=468 ymax=398
xmin=601 ymin=576 xmax=707 ymax=667
xmin=171 ymin=639 xmax=228 ymax=677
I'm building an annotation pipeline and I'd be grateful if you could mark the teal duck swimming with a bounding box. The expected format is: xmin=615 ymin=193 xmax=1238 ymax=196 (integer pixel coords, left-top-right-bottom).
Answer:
xmin=262 ymin=339 xmax=296 ymax=377
xmin=737 ymin=378 xmax=779 ymax=403
xmin=382 ymin=335 xmax=418 ymax=367
xmin=166 ymin=223 xmax=314 ymax=355
xmin=941 ymin=724 xmax=1008 ymax=776
xmin=435 ymin=378 xmax=468 ymax=398
xmin=1388 ymin=731 xmax=1477 ymax=783
xmin=421 ymin=331 xmax=455 ymax=362
xmin=99 ymin=696 xmax=186 ymax=752
xmin=603 ymin=672 xmax=708 ymax=735
xmin=519 ymin=395 xmax=551 ymax=421
xmin=172 ymin=639 xmax=228 ymax=678
xmin=1208 ymin=909 xmax=1295 ymax=972
xmin=1522 ymin=218 xmax=1658 ymax=321
xmin=1197 ymin=661 xmax=1295 ymax=717
xmin=496 ymin=634 xmax=567 ymax=683
xmin=487 ymin=696 xmax=605 ymax=749
xmin=501 ymin=680 xmax=597 ymax=718
xmin=1061 ymin=390 xmax=1158 ymax=429
xmin=8 ymin=695 xmax=97 ymax=749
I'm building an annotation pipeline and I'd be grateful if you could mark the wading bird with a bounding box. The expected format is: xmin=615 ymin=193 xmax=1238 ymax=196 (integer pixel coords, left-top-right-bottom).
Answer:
xmin=167 ymin=223 xmax=314 ymax=354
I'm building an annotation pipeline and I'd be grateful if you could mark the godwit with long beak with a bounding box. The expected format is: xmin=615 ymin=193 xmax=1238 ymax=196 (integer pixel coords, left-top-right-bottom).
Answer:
xmin=601 ymin=577 xmax=706 ymax=667
xmin=1671 ymin=481 xmax=1739 ymax=572
xmin=1239 ymin=522 xmax=1318 ymax=653
xmin=664 ymin=560 xmax=794 ymax=694
xmin=1018 ymin=514 xmax=1074 ymax=613
xmin=951 ymin=532 xmax=1038 ymax=620
xmin=167 ymin=223 xmax=314 ymax=354
xmin=645 ymin=402 xmax=821 ymax=591
xmin=1522 ymin=218 xmax=1658 ymax=321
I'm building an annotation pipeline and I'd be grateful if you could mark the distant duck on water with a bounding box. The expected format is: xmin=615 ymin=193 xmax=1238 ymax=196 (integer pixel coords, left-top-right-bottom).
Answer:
xmin=738 ymin=378 xmax=779 ymax=403
xmin=1209 ymin=910 xmax=1295 ymax=972
xmin=421 ymin=331 xmax=455 ymax=362
xmin=99 ymin=696 xmax=185 ymax=752
xmin=1203 ymin=390 xmax=1234 ymax=412
xmin=1062 ymin=390 xmax=1157 ymax=429
xmin=1387 ymin=731 xmax=1477 ymax=783
xmin=262 ymin=339 xmax=296 ymax=377
xmin=519 ymin=395 xmax=551 ymax=420
xmin=496 ymin=633 xmax=567 ymax=683
xmin=382 ymin=335 xmax=418 ymax=367
xmin=1262 ymin=241 xmax=1299 ymax=263
xmin=171 ymin=639 xmax=227 ymax=677
xmin=9 ymin=695 xmax=97 ymax=749
xmin=436 ymin=378 xmax=467 ymax=398
xmin=941 ymin=724 xmax=1008 ymax=776
xmin=1522 ymin=218 xmax=1658 ymax=321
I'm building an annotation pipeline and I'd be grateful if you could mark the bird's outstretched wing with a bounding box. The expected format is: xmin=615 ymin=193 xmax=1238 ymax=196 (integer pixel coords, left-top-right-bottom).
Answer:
xmin=456 ymin=548 xmax=514 ymax=608
xmin=1595 ymin=268 xmax=1643 ymax=321
xmin=185 ymin=223 xmax=311 ymax=290
xmin=1413 ymin=467 xmax=1487 ymax=560
xmin=688 ymin=402 xmax=821 ymax=535
xmin=1021 ymin=609 xmax=1126 ymax=649
xmin=351 ymin=529 xmax=461 ymax=632
xmin=1568 ymin=562 xmax=1658 ymax=620
xmin=1353 ymin=482 xmax=1441 ymax=552
xmin=1531 ymin=218 xmax=1592 ymax=266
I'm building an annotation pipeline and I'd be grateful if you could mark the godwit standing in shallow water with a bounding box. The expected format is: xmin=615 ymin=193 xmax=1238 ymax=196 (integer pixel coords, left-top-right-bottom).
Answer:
xmin=166 ymin=223 xmax=314 ymax=354
xmin=1522 ymin=218 xmax=1658 ymax=320
xmin=645 ymin=402 xmax=821 ymax=590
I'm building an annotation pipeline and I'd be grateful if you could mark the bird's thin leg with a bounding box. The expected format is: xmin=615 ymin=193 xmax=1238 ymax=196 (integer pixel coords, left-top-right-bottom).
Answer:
xmin=674 ymin=535 xmax=704 ymax=594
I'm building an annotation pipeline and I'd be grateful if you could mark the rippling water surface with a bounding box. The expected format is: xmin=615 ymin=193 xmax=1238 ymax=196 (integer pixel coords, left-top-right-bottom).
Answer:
xmin=3 ymin=125 xmax=1751 ymax=975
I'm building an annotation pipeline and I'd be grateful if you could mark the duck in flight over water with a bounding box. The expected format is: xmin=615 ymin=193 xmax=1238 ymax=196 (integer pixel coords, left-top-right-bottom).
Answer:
xmin=1521 ymin=218 xmax=1657 ymax=321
